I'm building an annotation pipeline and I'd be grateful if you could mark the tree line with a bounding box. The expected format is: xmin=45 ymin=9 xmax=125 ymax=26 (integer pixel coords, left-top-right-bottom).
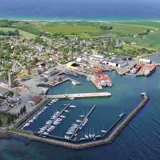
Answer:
xmin=0 ymin=29 xmax=19 ymax=36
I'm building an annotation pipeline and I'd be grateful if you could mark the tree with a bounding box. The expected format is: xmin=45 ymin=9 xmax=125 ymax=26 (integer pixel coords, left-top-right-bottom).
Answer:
xmin=23 ymin=105 xmax=26 ymax=113
xmin=7 ymin=117 xmax=11 ymax=124
xmin=0 ymin=118 xmax=2 ymax=126
xmin=20 ymin=108 xmax=23 ymax=115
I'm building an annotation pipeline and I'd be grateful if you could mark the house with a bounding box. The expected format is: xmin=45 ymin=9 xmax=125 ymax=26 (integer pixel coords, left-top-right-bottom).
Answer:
xmin=139 ymin=58 xmax=151 ymax=64
xmin=28 ymin=96 xmax=41 ymax=105
xmin=130 ymin=42 xmax=136 ymax=45
xmin=23 ymin=69 xmax=30 ymax=75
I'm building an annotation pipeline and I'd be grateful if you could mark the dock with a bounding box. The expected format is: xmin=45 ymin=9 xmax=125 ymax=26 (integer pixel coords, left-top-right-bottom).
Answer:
xmin=69 ymin=105 xmax=96 ymax=140
xmin=90 ymin=75 xmax=103 ymax=90
xmin=9 ymin=93 xmax=149 ymax=150
xmin=46 ymin=92 xmax=111 ymax=99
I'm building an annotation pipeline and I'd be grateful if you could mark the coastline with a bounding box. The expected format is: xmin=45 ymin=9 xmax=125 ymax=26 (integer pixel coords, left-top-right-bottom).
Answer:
xmin=1 ymin=16 xmax=160 ymax=23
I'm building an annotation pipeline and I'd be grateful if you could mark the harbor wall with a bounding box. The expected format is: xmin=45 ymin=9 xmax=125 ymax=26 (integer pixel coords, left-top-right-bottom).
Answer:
xmin=9 ymin=93 xmax=149 ymax=150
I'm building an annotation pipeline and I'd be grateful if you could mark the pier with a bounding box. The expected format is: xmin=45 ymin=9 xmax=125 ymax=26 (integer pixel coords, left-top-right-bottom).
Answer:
xmin=9 ymin=93 xmax=149 ymax=150
xmin=46 ymin=92 xmax=111 ymax=99
xmin=69 ymin=105 xmax=96 ymax=140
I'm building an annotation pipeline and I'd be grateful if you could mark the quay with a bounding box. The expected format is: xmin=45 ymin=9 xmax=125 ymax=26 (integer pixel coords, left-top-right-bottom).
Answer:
xmin=8 ymin=93 xmax=149 ymax=150
xmin=69 ymin=105 xmax=96 ymax=140
xmin=46 ymin=92 xmax=111 ymax=99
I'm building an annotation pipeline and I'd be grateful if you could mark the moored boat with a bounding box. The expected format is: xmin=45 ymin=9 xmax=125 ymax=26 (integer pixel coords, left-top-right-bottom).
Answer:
xmin=144 ymin=65 xmax=156 ymax=76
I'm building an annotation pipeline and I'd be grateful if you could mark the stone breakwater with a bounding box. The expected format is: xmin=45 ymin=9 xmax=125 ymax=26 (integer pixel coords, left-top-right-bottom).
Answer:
xmin=8 ymin=93 xmax=149 ymax=150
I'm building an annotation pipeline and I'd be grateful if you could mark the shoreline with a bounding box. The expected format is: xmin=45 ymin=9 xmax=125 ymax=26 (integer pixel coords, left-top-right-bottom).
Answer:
xmin=1 ymin=17 xmax=160 ymax=23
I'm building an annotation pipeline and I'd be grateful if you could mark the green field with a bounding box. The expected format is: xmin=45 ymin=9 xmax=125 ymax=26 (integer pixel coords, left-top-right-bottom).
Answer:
xmin=43 ymin=26 xmax=99 ymax=34
xmin=118 ymin=21 xmax=160 ymax=29
xmin=0 ymin=27 xmax=36 ymax=38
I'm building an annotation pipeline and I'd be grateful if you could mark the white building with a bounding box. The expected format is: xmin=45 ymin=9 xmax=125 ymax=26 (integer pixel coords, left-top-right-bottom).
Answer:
xmin=139 ymin=58 xmax=151 ymax=64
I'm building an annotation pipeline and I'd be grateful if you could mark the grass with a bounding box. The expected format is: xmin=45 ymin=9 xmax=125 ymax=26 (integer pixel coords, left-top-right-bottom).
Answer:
xmin=13 ymin=22 xmax=41 ymax=35
xmin=117 ymin=33 xmax=160 ymax=49
xmin=0 ymin=27 xmax=36 ymax=38
xmin=9 ymin=128 xmax=32 ymax=135
xmin=43 ymin=26 xmax=99 ymax=34
xmin=117 ymin=21 xmax=160 ymax=30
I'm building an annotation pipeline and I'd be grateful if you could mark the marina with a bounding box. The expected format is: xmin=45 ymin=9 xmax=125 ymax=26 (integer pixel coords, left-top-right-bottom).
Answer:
xmin=9 ymin=93 xmax=149 ymax=149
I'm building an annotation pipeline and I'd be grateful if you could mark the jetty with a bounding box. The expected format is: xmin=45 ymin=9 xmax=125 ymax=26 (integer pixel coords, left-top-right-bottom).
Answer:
xmin=69 ymin=105 xmax=96 ymax=140
xmin=9 ymin=93 xmax=149 ymax=150
xmin=46 ymin=92 xmax=111 ymax=99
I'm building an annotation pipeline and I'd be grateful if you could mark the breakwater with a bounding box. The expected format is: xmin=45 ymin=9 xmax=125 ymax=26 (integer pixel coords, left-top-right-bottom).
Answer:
xmin=8 ymin=93 xmax=149 ymax=150
xmin=46 ymin=92 xmax=111 ymax=99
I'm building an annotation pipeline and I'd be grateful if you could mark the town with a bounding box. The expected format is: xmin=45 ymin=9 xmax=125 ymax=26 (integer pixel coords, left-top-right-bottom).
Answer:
xmin=0 ymin=20 xmax=157 ymax=149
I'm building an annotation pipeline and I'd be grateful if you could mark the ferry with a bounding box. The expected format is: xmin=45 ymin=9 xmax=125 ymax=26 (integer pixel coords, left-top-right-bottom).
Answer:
xmin=69 ymin=105 xmax=76 ymax=108
xmin=144 ymin=65 xmax=156 ymax=76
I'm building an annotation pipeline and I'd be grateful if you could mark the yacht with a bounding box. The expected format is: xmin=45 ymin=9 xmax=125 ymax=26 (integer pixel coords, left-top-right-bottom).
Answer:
xmin=60 ymin=115 xmax=65 ymax=118
xmin=64 ymin=110 xmax=69 ymax=113
xmin=43 ymin=132 xmax=48 ymax=135
xmin=80 ymin=115 xmax=85 ymax=118
xmin=101 ymin=130 xmax=107 ymax=133
xmin=76 ymin=119 xmax=82 ymax=123
xmin=84 ymin=134 xmax=89 ymax=139
xmin=72 ymin=81 xmax=77 ymax=85
xmin=69 ymin=105 xmax=76 ymax=108
xmin=64 ymin=135 xmax=70 ymax=140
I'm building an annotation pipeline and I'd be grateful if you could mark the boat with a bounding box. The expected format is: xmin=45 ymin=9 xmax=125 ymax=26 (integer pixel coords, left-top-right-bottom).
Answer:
xmin=119 ymin=112 xmax=126 ymax=117
xmin=69 ymin=105 xmax=76 ymax=108
xmin=130 ymin=64 xmax=141 ymax=75
xmin=86 ymin=76 xmax=91 ymax=81
xmin=60 ymin=115 xmax=65 ymax=118
xmin=100 ymin=75 xmax=112 ymax=87
xmin=80 ymin=115 xmax=85 ymax=118
xmin=72 ymin=81 xmax=77 ymax=85
xmin=76 ymin=119 xmax=82 ymax=123
xmin=84 ymin=134 xmax=89 ymax=138
xmin=64 ymin=110 xmax=69 ymax=113
xmin=64 ymin=135 xmax=70 ymax=140
xmin=101 ymin=130 xmax=107 ymax=133
xmin=144 ymin=65 xmax=156 ymax=76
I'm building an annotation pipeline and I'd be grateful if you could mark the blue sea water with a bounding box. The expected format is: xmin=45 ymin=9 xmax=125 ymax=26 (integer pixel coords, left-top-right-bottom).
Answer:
xmin=1 ymin=55 xmax=160 ymax=159
xmin=0 ymin=0 xmax=160 ymax=21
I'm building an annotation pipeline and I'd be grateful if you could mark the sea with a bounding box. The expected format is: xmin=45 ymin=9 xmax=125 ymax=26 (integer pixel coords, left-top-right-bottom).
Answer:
xmin=0 ymin=0 xmax=160 ymax=21
xmin=0 ymin=55 xmax=160 ymax=160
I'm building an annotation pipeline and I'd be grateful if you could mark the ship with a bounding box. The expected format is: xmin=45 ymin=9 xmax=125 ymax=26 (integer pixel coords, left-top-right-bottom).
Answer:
xmin=100 ymin=75 xmax=112 ymax=87
xmin=130 ymin=64 xmax=141 ymax=75
xmin=144 ymin=65 xmax=156 ymax=76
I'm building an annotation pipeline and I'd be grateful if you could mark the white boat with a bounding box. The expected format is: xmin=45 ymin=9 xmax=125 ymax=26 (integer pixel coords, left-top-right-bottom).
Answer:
xmin=29 ymin=119 xmax=33 ymax=123
xmin=72 ymin=81 xmax=77 ymax=85
xmin=101 ymin=130 xmax=107 ymax=133
xmin=69 ymin=105 xmax=76 ymax=108
xmin=60 ymin=115 xmax=65 ymax=118
xmin=64 ymin=135 xmax=70 ymax=139
xmin=86 ymin=76 xmax=91 ymax=81
xmin=43 ymin=132 xmax=48 ymax=135
xmin=48 ymin=103 xmax=52 ymax=106
xmin=64 ymin=110 xmax=69 ymax=113
xmin=119 ymin=112 xmax=125 ymax=117
xmin=76 ymin=119 xmax=82 ymax=123
xmin=84 ymin=134 xmax=88 ymax=138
